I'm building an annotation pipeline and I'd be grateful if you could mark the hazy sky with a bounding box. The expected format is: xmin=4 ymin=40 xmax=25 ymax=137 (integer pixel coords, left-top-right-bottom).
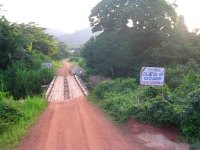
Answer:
xmin=0 ymin=0 xmax=200 ymax=33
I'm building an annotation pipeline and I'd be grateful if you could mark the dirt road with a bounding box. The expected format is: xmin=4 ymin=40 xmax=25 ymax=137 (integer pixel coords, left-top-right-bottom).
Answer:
xmin=18 ymin=60 xmax=189 ymax=150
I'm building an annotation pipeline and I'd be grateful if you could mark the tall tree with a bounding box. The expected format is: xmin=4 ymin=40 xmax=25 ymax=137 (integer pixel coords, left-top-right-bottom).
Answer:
xmin=0 ymin=16 xmax=58 ymax=69
xmin=89 ymin=0 xmax=177 ymax=33
xmin=83 ymin=0 xmax=181 ymax=77
xmin=0 ymin=17 xmax=26 ymax=69
xmin=82 ymin=33 xmax=132 ymax=76
xmin=176 ymin=15 xmax=188 ymax=32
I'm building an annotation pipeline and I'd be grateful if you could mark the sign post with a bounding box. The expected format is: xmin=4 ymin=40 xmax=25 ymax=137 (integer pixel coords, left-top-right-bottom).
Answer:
xmin=140 ymin=67 xmax=165 ymax=99
xmin=140 ymin=67 xmax=165 ymax=86
xmin=42 ymin=63 xmax=52 ymax=69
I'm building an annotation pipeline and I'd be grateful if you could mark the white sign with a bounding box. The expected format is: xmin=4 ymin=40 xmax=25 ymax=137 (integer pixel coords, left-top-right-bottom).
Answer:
xmin=140 ymin=67 xmax=165 ymax=86
xmin=42 ymin=63 xmax=52 ymax=68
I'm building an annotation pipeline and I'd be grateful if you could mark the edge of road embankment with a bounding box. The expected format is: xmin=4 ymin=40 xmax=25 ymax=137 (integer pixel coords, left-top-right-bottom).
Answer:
xmin=46 ymin=76 xmax=57 ymax=99
xmin=74 ymin=75 xmax=89 ymax=96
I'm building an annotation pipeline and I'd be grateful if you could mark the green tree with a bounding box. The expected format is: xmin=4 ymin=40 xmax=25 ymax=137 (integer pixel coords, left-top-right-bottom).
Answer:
xmin=0 ymin=18 xmax=59 ymax=70
xmin=83 ymin=0 xmax=178 ymax=77
xmin=52 ymin=42 xmax=69 ymax=60
xmin=0 ymin=17 xmax=28 ymax=69
xmin=84 ymin=0 xmax=200 ymax=79
xmin=18 ymin=23 xmax=58 ymax=57
xmin=82 ymin=32 xmax=125 ymax=76
xmin=176 ymin=15 xmax=188 ymax=32
xmin=89 ymin=0 xmax=177 ymax=33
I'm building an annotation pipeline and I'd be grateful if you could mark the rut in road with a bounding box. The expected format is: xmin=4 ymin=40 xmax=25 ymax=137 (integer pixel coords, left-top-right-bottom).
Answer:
xmin=18 ymin=60 xmax=189 ymax=150
xmin=63 ymin=77 xmax=69 ymax=99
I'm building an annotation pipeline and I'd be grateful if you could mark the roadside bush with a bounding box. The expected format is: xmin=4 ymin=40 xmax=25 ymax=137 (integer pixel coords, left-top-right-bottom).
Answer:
xmin=1 ymin=60 xmax=54 ymax=99
xmin=91 ymin=78 xmax=137 ymax=123
xmin=14 ymin=67 xmax=40 ymax=97
xmin=0 ymin=92 xmax=22 ymax=133
xmin=166 ymin=60 xmax=200 ymax=89
xmin=21 ymin=96 xmax=47 ymax=120
xmin=0 ymin=94 xmax=47 ymax=148
xmin=92 ymin=81 xmax=112 ymax=99
xmin=188 ymin=88 xmax=200 ymax=111
xmin=166 ymin=65 xmax=185 ymax=88
xmin=180 ymin=110 xmax=200 ymax=141
xmin=91 ymin=75 xmax=200 ymax=148
xmin=134 ymin=96 xmax=176 ymax=125
xmin=29 ymin=50 xmax=52 ymax=69
xmin=93 ymin=78 xmax=137 ymax=99
xmin=142 ymin=86 xmax=161 ymax=99
xmin=39 ymin=68 xmax=54 ymax=85
xmin=136 ymin=86 xmax=162 ymax=102
xmin=99 ymin=92 xmax=135 ymax=123
xmin=180 ymin=89 xmax=200 ymax=142
xmin=69 ymin=56 xmax=80 ymax=63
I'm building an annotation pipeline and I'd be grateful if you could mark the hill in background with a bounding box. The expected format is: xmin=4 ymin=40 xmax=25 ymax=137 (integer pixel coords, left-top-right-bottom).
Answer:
xmin=46 ymin=27 xmax=100 ymax=48
xmin=45 ymin=28 xmax=65 ymax=37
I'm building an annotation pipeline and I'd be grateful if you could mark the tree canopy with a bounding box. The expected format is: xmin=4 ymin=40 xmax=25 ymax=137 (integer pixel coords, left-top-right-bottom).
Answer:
xmin=89 ymin=0 xmax=177 ymax=33
xmin=0 ymin=16 xmax=59 ymax=69
xmin=0 ymin=14 xmax=69 ymax=98
xmin=82 ymin=0 xmax=200 ymax=78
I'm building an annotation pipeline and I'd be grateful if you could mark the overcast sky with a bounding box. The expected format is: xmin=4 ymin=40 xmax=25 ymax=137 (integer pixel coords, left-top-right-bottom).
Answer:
xmin=0 ymin=0 xmax=200 ymax=33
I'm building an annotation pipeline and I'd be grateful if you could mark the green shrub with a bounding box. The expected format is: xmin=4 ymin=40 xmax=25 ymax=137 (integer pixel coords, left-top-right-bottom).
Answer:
xmin=69 ymin=56 xmax=80 ymax=63
xmin=14 ymin=67 xmax=40 ymax=97
xmin=137 ymin=86 xmax=162 ymax=101
xmin=189 ymin=142 xmax=200 ymax=150
xmin=188 ymin=88 xmax=200 ymax=111
xmin=93 ymin=78 xmax=137 ymax=99
xmin=99 ymin=92 xmax=135 ymax=123
xmin=39 ymin=68 xmax=54 ymax=85
xmin=1 ymin=59 xmax=54 ymax=98
xmin=21 ymin=96 xmax=47 ymax=120
xmin=179 ymin=89 xmax=200 ymax=142
xmin=91 ymin=76 xmax=200 ymax=148
xmin=92 ymin=81 xmax=112 ymax=99
xmin=134 ymin=96 xmax=176 ymax=124
xmin=0 ymin=94 xmax=47 ymax=148
xmin=91 ymin=78 xmax=138 ymax=123
xmin=0 ymin=94 xmax=23 ymax=133
xmin=142 ymin=86 xmax=161 ymax=99
xmin=180 ymin=110 xmax=200 ymax=141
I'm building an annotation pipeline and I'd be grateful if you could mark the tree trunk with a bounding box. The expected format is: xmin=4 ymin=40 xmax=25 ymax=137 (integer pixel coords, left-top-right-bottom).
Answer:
xmin=110 ymin=66 xmax=114 ymax=77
